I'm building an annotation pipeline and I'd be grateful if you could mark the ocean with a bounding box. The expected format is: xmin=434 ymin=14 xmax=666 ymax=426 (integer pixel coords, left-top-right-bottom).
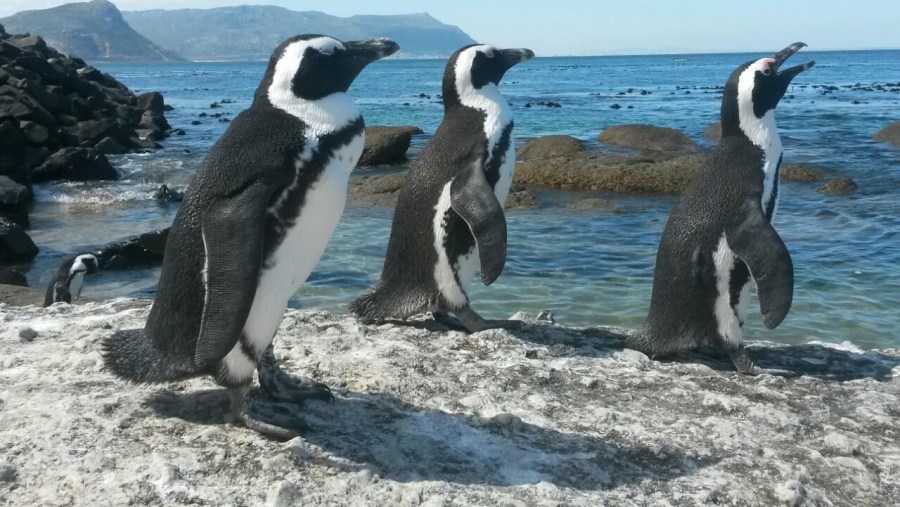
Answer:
xmin=22 ymin=50 xmax=900 ymax=349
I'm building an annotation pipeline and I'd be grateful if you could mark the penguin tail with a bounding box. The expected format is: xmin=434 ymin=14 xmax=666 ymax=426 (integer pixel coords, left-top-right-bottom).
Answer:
xmin=102 ymin=328 xmax=195 ymax=383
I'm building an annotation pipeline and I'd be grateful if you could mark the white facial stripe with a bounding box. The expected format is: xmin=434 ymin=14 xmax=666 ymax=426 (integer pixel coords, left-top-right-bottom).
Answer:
xmin=454 ymin=45 xmax=513 ymax=153
xmin=736 ymin=58 xmax=783 ymax=214
xmin=267 ymin=37 xmax=360 ymax=136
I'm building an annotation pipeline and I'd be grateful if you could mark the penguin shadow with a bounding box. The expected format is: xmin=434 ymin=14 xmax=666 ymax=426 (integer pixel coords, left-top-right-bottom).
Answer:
xmin=145 ymin=388 xmax=232 ymax=425
xmin=146 ymin=388 xmax=717 ymax=489
xmin=486 ymin=323 xmax=899 ymax=382
xmin=496 ymin=322 xmax=633 ymax=360
xmin=664 ymin=343 xmax=900 ymax=382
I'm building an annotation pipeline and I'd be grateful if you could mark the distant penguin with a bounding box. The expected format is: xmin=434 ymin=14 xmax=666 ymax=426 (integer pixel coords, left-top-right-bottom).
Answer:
xmin=102 ymin=35 xmax=399 ymax=439
xmin=629 ymin=43 xmax=815 ymax=373
xmin=43 ymin=254 xmax=99 ymax=307
xmin=350 ymin=44 xmax=534 ymax=332
xmin=154 ymin=184 xmax=182 ymax=203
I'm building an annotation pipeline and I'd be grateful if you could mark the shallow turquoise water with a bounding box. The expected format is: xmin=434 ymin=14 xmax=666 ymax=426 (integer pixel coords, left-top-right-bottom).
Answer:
xmin=22 ymin=51 xmax=900 ymax=349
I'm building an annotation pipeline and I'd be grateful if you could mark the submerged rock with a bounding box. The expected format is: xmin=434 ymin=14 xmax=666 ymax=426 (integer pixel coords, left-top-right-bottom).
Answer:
xmin=873 ymin=121 xmax=900 ymax=147
xmin=781 ymin=164 xmax=825 ymax=182
xmin=817 ymin=177 xmax=859 ymax=196
xmin=0 ymin=301 xmax=898 ymax=505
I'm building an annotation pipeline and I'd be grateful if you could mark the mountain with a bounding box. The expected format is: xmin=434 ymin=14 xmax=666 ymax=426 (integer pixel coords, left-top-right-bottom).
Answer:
xmin=122 ymin=6 xmax=476 ymax=60
xmin=0 ymin=0 xmax=184 ymax=61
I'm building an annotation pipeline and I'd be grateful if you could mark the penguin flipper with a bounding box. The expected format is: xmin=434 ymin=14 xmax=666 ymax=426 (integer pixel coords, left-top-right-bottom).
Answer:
xmin=194 ymin=180 xmax=269 ymax=368
xmin=450 ymin=162 xmax=507 ymax=286
xmin=727 ymin=201 xmax=794 ymax=329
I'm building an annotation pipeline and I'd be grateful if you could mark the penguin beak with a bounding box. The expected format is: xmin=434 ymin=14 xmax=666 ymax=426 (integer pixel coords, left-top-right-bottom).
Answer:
xmin=498 ymin=48 xmax=535 ymax=69
xmin=773 ymin=42 xmax=815 ymax=82
xmin=345 ymin=37 xmax=400 ymax=62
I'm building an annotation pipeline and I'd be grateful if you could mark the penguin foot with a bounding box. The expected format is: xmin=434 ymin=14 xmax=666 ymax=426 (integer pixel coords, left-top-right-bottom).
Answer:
xmin=231 ymin=387 xmax=305 ymax=440
xmin=454 ymin=306 xmax=524 ymax=333
xmin=431 ymin=312 xmax=469 ymax=331
xmin=257 ymin=344 xmax=334 ymax=404
xmin=728 ymin=346 xmax=760 ymax=374
xmin=727 ymin=347 xmax=799 ymax=377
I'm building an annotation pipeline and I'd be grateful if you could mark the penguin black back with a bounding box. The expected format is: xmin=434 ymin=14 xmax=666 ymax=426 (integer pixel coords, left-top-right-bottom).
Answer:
xmin=633 ymin=43 xmax=814 ymax=374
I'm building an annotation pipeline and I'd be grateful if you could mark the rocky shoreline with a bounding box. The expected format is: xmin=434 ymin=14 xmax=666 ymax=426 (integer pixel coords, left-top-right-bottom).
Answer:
xmin=0 ymin=297 xmax=898 ymax=505
xmin=0 ymin=23 xmax=172 ymax=282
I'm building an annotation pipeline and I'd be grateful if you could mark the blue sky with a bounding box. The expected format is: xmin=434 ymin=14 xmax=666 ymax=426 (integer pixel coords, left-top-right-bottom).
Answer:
xmin=2 ymin=0 xmax=898 ymax=56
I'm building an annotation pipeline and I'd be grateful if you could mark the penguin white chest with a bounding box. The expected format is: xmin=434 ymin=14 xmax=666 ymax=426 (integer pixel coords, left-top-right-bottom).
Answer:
xmin=68 ymin=273 xmax=86 ymax=300
xmin=241 ymin=133 xmax=363 ymax=351
xmin=493 ymin=135 xmax=516 ymax=206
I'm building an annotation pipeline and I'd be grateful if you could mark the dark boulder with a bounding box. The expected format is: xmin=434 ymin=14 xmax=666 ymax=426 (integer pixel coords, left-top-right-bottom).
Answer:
xmin=357 ymin=126 xmax=422 ymax=167
xmin=31 ymin=147 xmax=117 ymax=183
xmin=6 ymin=35 xmax=49 ymax=55
xmin=0 ymin=175 xmax=30 ymax=227
xmin=18 ymin=120 xmax=49 ymax=144
xmin=64 ymin=118 xmax=119 ymax=145
xmin=0 ymin=120 xmax=29 ymax=184
xmin=94 ymin=136 xmax=129 ymax=155
xmin=95 ymin=228 xmax=169 ymax=268
xmin=138 ymin=110 xmax=170 ymax=132
xmin=0 ymin=216 xmax=38 ymax=262
xmin=0 ymin=267 xmax=27 ymax=287
xmin=136 ymin=92 xmax=165 ymax=115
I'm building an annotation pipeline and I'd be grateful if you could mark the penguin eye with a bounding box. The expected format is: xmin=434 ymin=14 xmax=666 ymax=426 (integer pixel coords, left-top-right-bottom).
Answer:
xmin=484 ymin=49 xmax=496 ymax=58
xmin=762 ymin=67 xmax=772 ymax=76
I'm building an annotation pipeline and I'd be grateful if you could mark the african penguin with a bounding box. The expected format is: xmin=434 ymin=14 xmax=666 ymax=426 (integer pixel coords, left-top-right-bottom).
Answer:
xmin=42 ymin=254 xmax=98 ymax=307
xmin=629 ymin=42 xmax=815 ymax=374
xmin=102 ymin=35 xmax=399 ymax=439
xmin=350 ymin=44 xmax=534 ymax=333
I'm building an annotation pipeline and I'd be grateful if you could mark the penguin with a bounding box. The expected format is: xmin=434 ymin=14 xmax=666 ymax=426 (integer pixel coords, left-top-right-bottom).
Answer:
xmin=101 ymin=35 xmax=399 ymax=439
xmin=628 ymin=43 xmax=815 ymax=374
xmin=42 ymin=254 xmax=99 ymax=307
xmin=350 ymin=44 xmax=534 ymax=333
xmin=154 ymin=184 xmax=182 ymax=203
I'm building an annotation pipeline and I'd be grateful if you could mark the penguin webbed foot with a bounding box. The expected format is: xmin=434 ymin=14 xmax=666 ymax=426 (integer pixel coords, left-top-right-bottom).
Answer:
xmin=452 ymin=306 xmax=524 ymax=333
xmin=231 ymin=387 xmax=305 ymax=441
xmin=727 ymin=346 xmax=798 ymax=377
xmin=258 ymin=345 xmax=333 ymax=404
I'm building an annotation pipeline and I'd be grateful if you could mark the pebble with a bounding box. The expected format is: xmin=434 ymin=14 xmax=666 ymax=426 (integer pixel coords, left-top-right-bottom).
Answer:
xmin=18 ymin=327 xmax=37 ymax=342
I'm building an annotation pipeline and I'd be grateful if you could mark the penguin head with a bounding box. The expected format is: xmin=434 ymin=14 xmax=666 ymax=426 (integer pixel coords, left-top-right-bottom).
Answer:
xmin=443 ymin=44 xmax=535 ymax=109
xmin=262 ymin=34 xmax=399 ymax=103
xmin=721 ymin=42 xmax=815 ymax=141
xmin=70 ymin=254 xmax=99 ymax=277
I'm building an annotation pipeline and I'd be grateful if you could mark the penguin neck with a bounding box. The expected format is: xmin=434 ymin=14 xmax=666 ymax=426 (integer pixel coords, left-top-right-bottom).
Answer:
xmin=732 ymin=98 xmax=783 ymax=220
xmin=453 ymin=80 xmax=512 ymax=151
xmin=735 ymin=75 xmax=783 ymax=184
xmin=265 ymin=90 xmax=360 ymax=138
